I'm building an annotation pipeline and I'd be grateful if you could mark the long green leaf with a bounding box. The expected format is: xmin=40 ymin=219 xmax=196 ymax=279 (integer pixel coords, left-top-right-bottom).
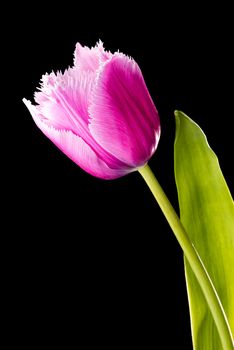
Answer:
xmin=174 ymin=111 xmax=234 ymax=349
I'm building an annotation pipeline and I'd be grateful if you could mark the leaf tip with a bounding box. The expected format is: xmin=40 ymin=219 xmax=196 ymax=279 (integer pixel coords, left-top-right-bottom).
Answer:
xmin=174 ymin=110 xmax=188 ymax=118
xmin=174 ymin=110 xmax=180 ymax=118
xmin=174 ymin=110 xmax=183 ymax=141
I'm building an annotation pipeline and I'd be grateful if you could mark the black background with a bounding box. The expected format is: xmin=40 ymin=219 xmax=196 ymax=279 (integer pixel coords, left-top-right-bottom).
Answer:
xmin=6 ymin=2 xmax=233 ymax=348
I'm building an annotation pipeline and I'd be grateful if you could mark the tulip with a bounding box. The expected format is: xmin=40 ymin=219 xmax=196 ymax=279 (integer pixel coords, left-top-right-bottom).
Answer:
xmin=23 ymin=41 xmax=234 ymax=350
xmin=23 ymin=41 xmax=160 ymax=179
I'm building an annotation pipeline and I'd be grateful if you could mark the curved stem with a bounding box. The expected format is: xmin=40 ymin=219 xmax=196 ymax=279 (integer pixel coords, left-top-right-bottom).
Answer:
xmin=138 ymin=164 xmax=234 ymax=350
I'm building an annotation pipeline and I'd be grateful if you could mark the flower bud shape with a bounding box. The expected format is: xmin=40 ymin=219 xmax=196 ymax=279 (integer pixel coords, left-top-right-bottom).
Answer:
xmin=23 ymin=41 xmax=160 ymax=179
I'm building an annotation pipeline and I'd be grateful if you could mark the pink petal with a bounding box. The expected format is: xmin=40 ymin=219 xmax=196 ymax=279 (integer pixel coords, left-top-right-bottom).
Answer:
xmin=27 ymin=67 xmax=133 ymax=173
xmin=23 ymin=99 xmax=130 ymax=179
xmin=35 ymin=68 xmax=94 ymax=129
xmin=74 ymin=40 xmax=112 ymax=72
xmin=89 ymin=54 xmax=161 ymax=167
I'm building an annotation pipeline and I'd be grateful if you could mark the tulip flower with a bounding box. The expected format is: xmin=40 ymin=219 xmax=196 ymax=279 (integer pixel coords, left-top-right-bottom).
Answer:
xmin=23 ymin=41 xmax=234 ymax=350
xmin=23 ymin=41 xmax=160 ymax=179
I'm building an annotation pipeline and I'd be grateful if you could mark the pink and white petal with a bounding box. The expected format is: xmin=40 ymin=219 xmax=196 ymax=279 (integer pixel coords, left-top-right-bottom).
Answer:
xmin=35 ymin=68 xmax=95 ymax=127
xmin=74 ymin=43 xmax=100 ymax=72
xmin=89 ymin=54 xmax=160 ymax=167
xmin=23 ymin=99 xmax=129 ymax=179
xmin=31 ymin=70 xmax=133 ymax=172
xmin=73 ymin=41 xmax=112 ymax=72
xmin=96 ymin=40 xmax=113 ymax=62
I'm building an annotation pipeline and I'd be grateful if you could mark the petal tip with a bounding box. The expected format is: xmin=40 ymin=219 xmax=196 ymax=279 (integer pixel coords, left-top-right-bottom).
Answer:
xmin=22 ymin=98 xmax=32 ymax=108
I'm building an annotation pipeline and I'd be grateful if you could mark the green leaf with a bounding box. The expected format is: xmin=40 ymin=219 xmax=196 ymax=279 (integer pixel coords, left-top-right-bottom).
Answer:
xmin=174 ymin=111 xmax=234 ymax=350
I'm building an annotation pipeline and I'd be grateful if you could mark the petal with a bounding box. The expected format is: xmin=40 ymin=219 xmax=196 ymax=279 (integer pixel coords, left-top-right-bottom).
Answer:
xmin=23 ymin=99 xmax=129 ymax=179
xmin=29 ymin=68 xmax=134 ymax=172
xmin=89 ymin=54 xmax=161 ymax=167
xmin=35 ymin=68 xmax=94 ymax=128
xmin=73 ymin=40 xmax=112 ymax=72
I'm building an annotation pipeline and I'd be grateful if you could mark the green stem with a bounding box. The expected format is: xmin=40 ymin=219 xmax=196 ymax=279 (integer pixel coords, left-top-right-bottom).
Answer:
xmin=138 ymin=164 xmax=234 ymax=350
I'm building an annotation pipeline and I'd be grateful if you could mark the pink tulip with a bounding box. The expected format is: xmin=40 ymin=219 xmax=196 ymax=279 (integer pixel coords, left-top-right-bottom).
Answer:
xmin=23 ymin=41 xmax=160 ymax=179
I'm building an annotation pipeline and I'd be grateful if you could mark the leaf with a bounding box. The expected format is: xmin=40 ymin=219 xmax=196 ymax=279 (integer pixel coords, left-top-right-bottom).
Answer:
xmin=174 ymin=111 xmax=234 ymax=350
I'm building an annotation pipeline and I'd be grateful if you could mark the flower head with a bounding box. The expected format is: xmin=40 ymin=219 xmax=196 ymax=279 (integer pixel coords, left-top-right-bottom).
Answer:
xmin=23 ymin=41 xmax=160 ymax=179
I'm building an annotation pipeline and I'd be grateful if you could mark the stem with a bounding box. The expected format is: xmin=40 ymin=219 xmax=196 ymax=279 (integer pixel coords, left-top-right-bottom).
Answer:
xmin=138 ymin=164 xmax=234 ymax=350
